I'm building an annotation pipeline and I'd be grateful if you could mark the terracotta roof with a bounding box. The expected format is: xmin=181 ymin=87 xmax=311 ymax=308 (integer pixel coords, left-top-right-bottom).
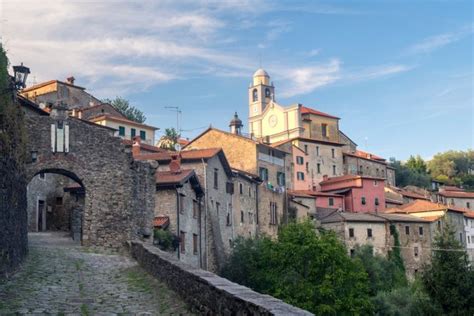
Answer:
xmin=320 ymin=211 xmax=386 ymax=224
xmin=441 ymin=185 xmax=464 ymax=192
xmin=343 ymin=150 xmax=386 ymax=162
xmin=300 ymin=106 xmax=339 ymax=119
xmin=390 ymin=200 xmax=466 ymax=214
xmin=464 ymin=211 xmax=474 ymax=219
xmin=320 ymin=174 xmax=385 ymax=186
xmin=231 ymin=168 xmax=261 ymax=183
xmin=375 ymin=213 xmax=430 ymax=223
xmin=438 ymin=191 xmax=474 ymax=198
xmin=399 ymin=190 xmax=430 ymax=200
xmin=22 ymin=79 xmax=86 ymax=92
xmin=123 ymin=139 xmax=165 ymax=153
xmin=89 ymin=114 xmax=159 ymax=130
xmin=178 ymin=138 xmax=190 ymax=146
xmin=156 ymin=169 xmax=194 ymax=185
xmin=153 ymin=216 xmax=169 ymax=229
xmin=385 ymin=198 xmax=404 ymax=205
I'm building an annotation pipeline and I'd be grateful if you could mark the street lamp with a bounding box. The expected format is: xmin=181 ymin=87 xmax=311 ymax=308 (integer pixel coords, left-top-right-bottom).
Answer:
xmin=12 ymin=62 xmax=30 ymax=89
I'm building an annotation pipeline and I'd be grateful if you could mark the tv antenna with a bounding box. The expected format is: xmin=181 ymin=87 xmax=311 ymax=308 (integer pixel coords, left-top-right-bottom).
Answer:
xmin=165 ymin=106 xmax=182 ymax=133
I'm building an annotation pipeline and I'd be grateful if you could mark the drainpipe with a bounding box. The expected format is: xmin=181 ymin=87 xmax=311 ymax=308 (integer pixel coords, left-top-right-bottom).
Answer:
xmin=176 ymin=187 xmax=180 ymax=260
xmin=201 ymin=158 xmax=208 ymax=270
xmin=198 ymin=195 xmax=203 ymax=269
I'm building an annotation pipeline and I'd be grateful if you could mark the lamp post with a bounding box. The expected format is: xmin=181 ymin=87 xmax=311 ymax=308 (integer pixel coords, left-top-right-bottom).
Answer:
xmin=12 ymin=62 xmax=30 ymax=89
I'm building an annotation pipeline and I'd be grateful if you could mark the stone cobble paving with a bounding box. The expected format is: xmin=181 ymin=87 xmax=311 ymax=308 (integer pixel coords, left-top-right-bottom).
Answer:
xmin=0 ymin=232 xmax=193 ymax=315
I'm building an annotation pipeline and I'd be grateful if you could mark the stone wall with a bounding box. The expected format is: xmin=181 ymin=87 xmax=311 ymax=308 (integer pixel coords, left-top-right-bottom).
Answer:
xmin=130 ymin=241 xmax=313 ymax=316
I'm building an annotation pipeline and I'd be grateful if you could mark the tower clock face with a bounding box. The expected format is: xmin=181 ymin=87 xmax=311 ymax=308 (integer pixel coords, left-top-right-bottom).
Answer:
xmin=269 ymin=115 xmax=278 ymax=127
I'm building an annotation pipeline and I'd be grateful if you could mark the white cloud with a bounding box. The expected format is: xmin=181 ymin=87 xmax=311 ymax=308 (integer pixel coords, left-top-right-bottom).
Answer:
xmin=345 ymin=64 xmax=414 ymax=82
xmin=406 ymin=25 xmax=473 ymax=55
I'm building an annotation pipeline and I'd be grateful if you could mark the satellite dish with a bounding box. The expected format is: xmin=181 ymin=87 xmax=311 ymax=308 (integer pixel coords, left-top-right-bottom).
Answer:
xmin=175 ymin=143 xmax=182 ymax=151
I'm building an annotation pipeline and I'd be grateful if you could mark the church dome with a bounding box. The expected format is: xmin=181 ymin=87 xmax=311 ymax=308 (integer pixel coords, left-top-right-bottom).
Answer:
xmin=229 ymin=112 xmax=243 ymax=127
xmin=253 ymin=68 xmax=269 ymax=77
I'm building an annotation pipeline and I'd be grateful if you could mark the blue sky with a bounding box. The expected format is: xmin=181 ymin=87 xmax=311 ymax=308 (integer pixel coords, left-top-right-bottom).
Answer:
xmin=1 ymin=0 xmax=472 ymax=160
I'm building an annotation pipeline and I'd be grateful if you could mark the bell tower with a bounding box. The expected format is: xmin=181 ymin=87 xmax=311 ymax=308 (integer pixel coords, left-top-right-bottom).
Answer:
xmin=248 ymin=68 xmax=274 ymax=118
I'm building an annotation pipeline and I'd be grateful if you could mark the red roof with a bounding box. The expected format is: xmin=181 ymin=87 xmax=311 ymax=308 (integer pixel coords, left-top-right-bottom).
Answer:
xmin=135 ymin=148 xmax=224 ymax=162
xmin=343 ymin=150 xmax=386 ymax=162
xmin=389 ymin=200 xmax=467 ymax=214
xmin=320 ymin=174 xmax=385 ymax=185
xmin=439 ymin=191 xmax=474 ymax=198
xmin=399 ymin=190 xmax=430 ymax=200
xmin=465 ymin=211 xmax=474 ymax=219
xmin=178 ymin=138 xmax=190 ymax=146
xmin=442 ymin=185 xmax=464 ymax=192
xmin=289 ymin=190 xmax=343 ymax=198
xmin=153 ymin=216 xmax=169 ymax=228
xmin=156 ymin=169 xmax=194 ymax=185
xmin=300 ymin=106 xmax=339 ymax=119
xmin=90 ymin=114 xmax=159 ymax=130
xmin=123 ymin=139 xmax=165 ymax=153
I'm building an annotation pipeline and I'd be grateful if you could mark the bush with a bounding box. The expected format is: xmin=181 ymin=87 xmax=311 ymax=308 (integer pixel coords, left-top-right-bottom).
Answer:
xmin=153 ymin=229 xmax=174 ymax=251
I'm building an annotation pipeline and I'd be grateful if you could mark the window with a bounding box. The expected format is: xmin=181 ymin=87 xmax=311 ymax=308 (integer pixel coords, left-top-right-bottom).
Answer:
xmin=226 ymin=182 xmax=234 ymax=194
xmin=216 ymin=202 xmax=220 ymax=215
xmin=468 ymin=236 xmax=470 ymax=244
xmin=31 ymin=151 xmax=38 ymax=163
xmin=382 ymin=170 xmax=385 ymax=177
xmin=118 ymin=126 xmax=125 ymax=136
xmin=270 ymin=202 xmax=278 ymax=225
xmin=316 ymin=146 xmax=320 ymax=156
xmin=332 ymin=165 xmax=336 ymax=175
xmin=375 ymin=168 xmax=379 ymax=176
xmin=252 ymin=89 xmax=258 ymax=102
xmin=349 ymin=228 xmax=354 ymax=238
xmin=277 ymin=172 xmax=286 ymax=186
xmin=405 ymin=226 xmax=410 ymax=235
xmin=296 ymin=156 xmax=304 ymax=165
xmin=265 ymin=88 xmax=271 ymax=98
xmin=350 ymin=249 xmax=355 ymax=257
xmin=214 ymin=168 xmax=218 ymax=189
xmin=304 ymin=145 xmax=308 ymax=154
xmin=373 ymin=180 xmax=378 ymax=187
xmin=193 ymin=234 xmax=198 ymax=254
xmin=192 ymin=200 xmax=199 ymax=218
xmin=259 ymin=167 xmax=268 ymax=181
xmin=331 ymin=148 xmax=335 ymax=158
xmin=419 ymin=226 xmax=423 ymax=236
xmin=329 ymin=197 xmax=334 ymax=206
xmin=359 ymin=165 xmax=363 ymax=175
xmin=180 ymin=231 xmax=186 ymax=253
xmin=239 ymin=183 xmax=243 ymax=194
xmin=297 ymin=172 xmax=305 ymax=181
xmin=226 ymin=213 xmax=231 ymax=226
xmin=375 ymin=198 xmax=379 ymax=206
xmin=241 ymin=211 xmax=244 ymax=223
xmin=459 ymin=233 xmax=463 ymax=243
xmin=437 ymin=221 xmax=441 ymax=230
xmin=179 ymin=194 xmax=185 ymax=214
xmin=467 ymin=202 xmax=471 ymax=209
xmin=248 ymin=187 xmax=252 ymax=197
xmin=361 ymin=197 xmax=366 ymax=205
xmin=317 ymin=163 xmax=321 ymax=174
xmin=306 ymin=162 xmax=309 ymax=172
xmin=131 ymin=128 xmax=136 ymax=137
xmin=414 ymin=246 xmax=419 ymax=257
xmin=367 ymin=228 xmax=373 ymax=238
xmin=56 ymin=197 xmax=63 ymax=206
xmin=322 ymin=124 xmax=328 ymax=137
xmin=248 ymin=212 xmax=253 ymax=224
xmin=140 ymin=130 xmax=146 ymax=140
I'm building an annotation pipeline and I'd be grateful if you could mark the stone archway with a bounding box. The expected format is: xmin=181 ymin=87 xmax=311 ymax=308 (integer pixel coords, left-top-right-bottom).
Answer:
xmin=23 ymin=102 xmax=157 ymax=249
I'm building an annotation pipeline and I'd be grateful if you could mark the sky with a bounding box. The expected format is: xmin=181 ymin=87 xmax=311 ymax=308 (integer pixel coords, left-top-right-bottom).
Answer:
xmin=0 ymin=0 xmax=472 ymax=160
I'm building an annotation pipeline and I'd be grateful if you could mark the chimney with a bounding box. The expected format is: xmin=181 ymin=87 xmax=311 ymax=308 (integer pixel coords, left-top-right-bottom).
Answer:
xmin=66 ymin=76 xmax=75 ymax=85
xmin=169 ymin=154 xmax=182 ymax=173
xmin=132 ymin=136 xmax=141 ymax=157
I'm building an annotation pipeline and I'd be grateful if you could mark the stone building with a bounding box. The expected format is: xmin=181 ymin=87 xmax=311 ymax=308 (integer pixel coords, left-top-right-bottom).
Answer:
xmin=154 ymin=168 xmax=204 ymax=268
xmin=22 ymin=98 xmax=157 ymax=249
xmin=342 ymin=150 xmax=395 ymax=186
xmin=271 ymin=137 xmax=344 ymax=191
xmin=318 ymin=211 xmax=388 ymax=256
xmin=386 ymin=200 xmax=467 ymax=249
xmin=375 ymin=213 xmax=432 ymax=278
xmin=183 ymin=127 xmax=291 ymax=239
xmin=135 ymin=148 xmax=234 ymax=272
xmin=232 ymin=169 xmax=261 ymax=239
xmin=435 ymin=186 xmax=474 ymax=210
xmin=319 ymin=175 xmax=386 ymax=213
xmin=21 ymin=77 xmax=101 ymax=109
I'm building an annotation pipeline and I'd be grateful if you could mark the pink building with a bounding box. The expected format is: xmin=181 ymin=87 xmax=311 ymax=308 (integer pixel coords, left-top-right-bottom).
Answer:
xmin=291 ymin=145 xmax=313 ymax=191
xmin=319 ymin=175 xmax=386 ymax=213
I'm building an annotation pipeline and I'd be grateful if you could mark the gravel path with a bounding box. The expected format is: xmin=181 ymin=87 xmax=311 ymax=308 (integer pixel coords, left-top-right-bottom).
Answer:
xmin=0 ymin=232 xmax=193 ymax=315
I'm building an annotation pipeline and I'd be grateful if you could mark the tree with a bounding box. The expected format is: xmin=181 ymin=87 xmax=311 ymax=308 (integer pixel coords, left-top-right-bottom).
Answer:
xmin=221 ymin=221 xmax=373 ymax=315
xmin=389 ymin=157 xmax=431 ymax=188
xmin=422 ymin=222 xmax=474 ymax=314
xmin=406 ymin=155 xmax=427 ymax=174
xmin=102 ymin=97 xmax=146 ymax=123
xmin=428 ymin=150 xmax=474 ymax=189
xmin=157 ymin=128 xmax=180 ymax=151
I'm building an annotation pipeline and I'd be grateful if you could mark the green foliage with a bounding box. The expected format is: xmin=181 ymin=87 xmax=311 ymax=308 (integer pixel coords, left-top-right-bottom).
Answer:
xmin=388 ymin=225 xmax=406 ymax=277
xmin=153 ymin=229 xmax=174 ymax=251
xmin=102 ymin=96 xmax=146 ymax=123
xmin=405 ymin=155 xmax=427 ymax=174
xmin=428 ymin=150 xmax=474 ymax=189
xmin=221 ymin=221 xmax=373 ymax=315
xmin=353 ymin=245 xmax=407 ymax=296
xmin=389 ymin=158 xmax=431 ymax=188
xmin=422 ymin=222 xmax=474 ymax=315
xmin=0 ymin=44 xmax=27 ymax=170
xmin=157 ymin=128 xmax=180 ymax=151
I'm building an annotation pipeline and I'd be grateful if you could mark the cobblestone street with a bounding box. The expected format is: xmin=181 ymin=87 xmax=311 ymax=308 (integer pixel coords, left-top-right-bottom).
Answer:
xmin=0 ymin=232 xmax=193 ymax=315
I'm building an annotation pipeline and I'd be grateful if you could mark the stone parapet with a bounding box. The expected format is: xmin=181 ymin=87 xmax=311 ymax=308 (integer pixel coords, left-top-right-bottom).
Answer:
xmin=130 ymin=241 xmax=313 ymax=316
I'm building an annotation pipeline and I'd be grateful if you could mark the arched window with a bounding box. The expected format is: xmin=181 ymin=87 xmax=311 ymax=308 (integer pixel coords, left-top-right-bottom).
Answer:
xmin=265 ymin=88 xmax=271 ymax=98
xmin=252 ymin=89 xmax=258 ymax=102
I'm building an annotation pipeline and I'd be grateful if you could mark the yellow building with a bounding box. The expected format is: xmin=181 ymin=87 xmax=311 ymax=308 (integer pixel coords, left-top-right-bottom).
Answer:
xmin=248 ymin=69 xmax=341 ymax=144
